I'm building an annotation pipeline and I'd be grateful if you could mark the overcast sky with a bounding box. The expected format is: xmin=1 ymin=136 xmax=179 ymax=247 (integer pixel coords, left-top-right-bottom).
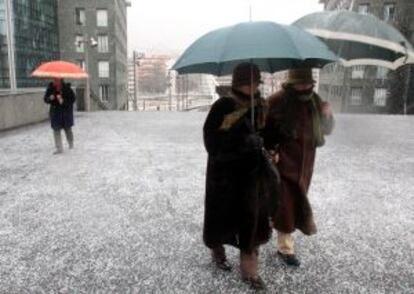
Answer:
xmin=127 ymin=0 xmax=324 ymax=56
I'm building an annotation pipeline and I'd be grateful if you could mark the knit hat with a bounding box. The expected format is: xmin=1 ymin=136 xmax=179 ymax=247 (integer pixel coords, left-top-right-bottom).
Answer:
xmin=232 ymin=62 xmax=262 ymax=87
xmin=286 ymin=68 xmax=315 ymax=84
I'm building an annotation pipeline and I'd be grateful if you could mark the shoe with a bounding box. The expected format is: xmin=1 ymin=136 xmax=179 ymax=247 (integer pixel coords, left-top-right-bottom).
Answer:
xmin=214 ymin=259 xmax=232 ymax=271
xmin=277 ymin=251 xmax=300 ymax=267
xmin=211 ymin=246 xmax=232 ymax=271
xmin=53 ymin=149 xmax=63 ymax=155
xmin=242 ymin=275 xmax=266 ymax=291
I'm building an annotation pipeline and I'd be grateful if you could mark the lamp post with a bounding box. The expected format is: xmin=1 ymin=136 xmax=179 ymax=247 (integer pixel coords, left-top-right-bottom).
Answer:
xmin=76 ymin=35 xmax=97 ymax=111
xmin=133 ymin=51 xmax=145 ymax=110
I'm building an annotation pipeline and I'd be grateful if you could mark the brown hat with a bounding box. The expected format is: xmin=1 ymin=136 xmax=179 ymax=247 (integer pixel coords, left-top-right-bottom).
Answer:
xmin=286 ymin=68 xmax=315 ymax=84
xmin=232 ymin=62 xmax=262 ymax=87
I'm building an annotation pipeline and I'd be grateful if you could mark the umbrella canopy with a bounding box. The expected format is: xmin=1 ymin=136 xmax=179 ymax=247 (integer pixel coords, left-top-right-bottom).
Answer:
xmin=32 ymin=60 xmax=88 ymax=79
xmin=172 ymin=21 xmax=338 ymax=75
xmin=293 ymin=10 xmax=414 ymax=70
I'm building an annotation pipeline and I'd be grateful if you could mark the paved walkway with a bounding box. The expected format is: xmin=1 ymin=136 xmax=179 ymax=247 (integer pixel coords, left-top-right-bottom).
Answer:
xmin=0 ymin=112 xmax=413 ymax=293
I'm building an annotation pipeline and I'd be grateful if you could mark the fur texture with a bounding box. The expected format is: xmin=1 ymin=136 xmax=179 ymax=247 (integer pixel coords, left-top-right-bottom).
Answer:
xmin=203 ymin=96 xmax=278 ymax=253
xmin=262 ymin=88 xmax=334 ymax=235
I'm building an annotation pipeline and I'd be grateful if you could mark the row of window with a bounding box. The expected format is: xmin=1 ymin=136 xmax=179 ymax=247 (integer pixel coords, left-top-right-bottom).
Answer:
xmin=75 ymin=8 xmax=108 ymax=27
xmin=350 ymin=87 xmax=387 ymax=107
xmin=77 ymin=60 xmax=110 ymax=79
xmin=75 ymin=35 xmax=109 ymax=53
xmin=358 ymin=3 xmax=396 ymax=22
xmin=351 ymin=65 xmax=389 ymax=79
xmin=98 ymin=84 xmax=126 ymax=102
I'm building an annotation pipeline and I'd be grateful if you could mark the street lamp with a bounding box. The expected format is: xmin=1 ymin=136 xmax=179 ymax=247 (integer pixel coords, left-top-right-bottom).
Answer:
xmin=76 ymin=35 xmax=97 ymax=111
xmin=133 ymin=51 xmax=144 ymax=110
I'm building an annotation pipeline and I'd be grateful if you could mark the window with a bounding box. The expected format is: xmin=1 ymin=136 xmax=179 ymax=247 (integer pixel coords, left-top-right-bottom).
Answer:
xmin=99 ymin=85 xmax=109 ymax=101
xmin=376 ymin=67 xmax=389 ymax=79
xmin=350 ymin=87 xmax=363 ymax=105
xmin=358 ymin=4 xmax=370 ymax=15
xmin=97 ymin=9 xmax=108 ymax=27
xmin=351 ymin=65 xmax=365 ymax=79
xmin=75 ymin=8 xmax=85 ymax=26
xmin=97 ymin=35 xmax=109 ymax=53
xmin=98 ymin=61 xmax=109 ymax=78
xmin=384 ymin=4 xmax=396 ymax=22
xmin=75 ymin=35 xmax=84 ymax=53
xmin=374 ymin=88 xmax=387 ymax=106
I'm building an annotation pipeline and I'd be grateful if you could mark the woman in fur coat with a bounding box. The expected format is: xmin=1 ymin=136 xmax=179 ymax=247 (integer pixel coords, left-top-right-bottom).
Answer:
xmin=203 ymin=62 xmax=278 ymax=290
xmin=263 ymin=68 xmax=334 ymax=267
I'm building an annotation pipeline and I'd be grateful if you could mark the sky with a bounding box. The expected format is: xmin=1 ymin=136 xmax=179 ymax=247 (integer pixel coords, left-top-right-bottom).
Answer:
xmin=127 ymin=0 xmax=324 ymax=56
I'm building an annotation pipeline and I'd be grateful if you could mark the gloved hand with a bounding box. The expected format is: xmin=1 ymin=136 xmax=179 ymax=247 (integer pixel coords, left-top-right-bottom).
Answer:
xmin=244 ymin=134 xmax=264 ymax=150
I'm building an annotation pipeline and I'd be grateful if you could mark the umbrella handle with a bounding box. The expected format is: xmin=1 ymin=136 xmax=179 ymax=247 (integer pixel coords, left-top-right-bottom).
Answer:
xmin=250 ymin=60 xmax=255 ymax=131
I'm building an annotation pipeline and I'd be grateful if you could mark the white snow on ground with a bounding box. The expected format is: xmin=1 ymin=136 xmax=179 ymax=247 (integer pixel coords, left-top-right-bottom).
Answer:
xmin=0 ymin=112 xmax=413 ymax=293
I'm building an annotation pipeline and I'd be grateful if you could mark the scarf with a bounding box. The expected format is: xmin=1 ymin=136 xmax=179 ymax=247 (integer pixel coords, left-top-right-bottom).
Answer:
xmin=281 ymin=86 xmax=325 ymax=148
xmin=219 ymin=88 xmax=267 ymax=131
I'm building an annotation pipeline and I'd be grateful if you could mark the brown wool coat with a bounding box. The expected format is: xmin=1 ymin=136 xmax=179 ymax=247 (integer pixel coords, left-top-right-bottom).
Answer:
xmin=262 ymin=89 xmax=334 ymax=235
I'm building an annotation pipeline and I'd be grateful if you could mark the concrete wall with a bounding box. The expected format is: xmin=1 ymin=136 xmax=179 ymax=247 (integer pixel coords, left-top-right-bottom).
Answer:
xmin=0 ymin=90 xmax=49 ymax=131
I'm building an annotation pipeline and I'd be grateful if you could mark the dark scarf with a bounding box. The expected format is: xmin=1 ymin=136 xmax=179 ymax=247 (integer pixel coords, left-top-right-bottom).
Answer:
xmin=220 ymin=88 xmax=267 ymax=131
xmin=281 ymin=85 xmax=325 ymax=147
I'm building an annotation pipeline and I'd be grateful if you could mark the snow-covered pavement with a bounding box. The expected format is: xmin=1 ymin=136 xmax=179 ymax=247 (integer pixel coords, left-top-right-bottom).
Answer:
xmin=0 ymin=112 xmax=413 ymax=293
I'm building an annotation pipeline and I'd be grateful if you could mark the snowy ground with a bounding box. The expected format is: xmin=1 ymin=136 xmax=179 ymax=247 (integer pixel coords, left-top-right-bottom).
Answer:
xmin=0 ymin=112 xmax=413 ymax=293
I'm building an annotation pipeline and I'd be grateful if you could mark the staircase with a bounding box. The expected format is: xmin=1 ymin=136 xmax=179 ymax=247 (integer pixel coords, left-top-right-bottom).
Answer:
xmin=90 ymin=90 xmax=111 ymax=110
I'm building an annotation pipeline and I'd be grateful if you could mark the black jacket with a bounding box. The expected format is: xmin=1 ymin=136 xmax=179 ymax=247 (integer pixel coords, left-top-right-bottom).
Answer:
xmin=44 ymin=82 xmax=76 ymax=130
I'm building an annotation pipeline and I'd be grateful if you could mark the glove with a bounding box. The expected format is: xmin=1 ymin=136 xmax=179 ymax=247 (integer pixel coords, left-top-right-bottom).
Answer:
xmin=244 ymin=134 xmax=264 ymax=150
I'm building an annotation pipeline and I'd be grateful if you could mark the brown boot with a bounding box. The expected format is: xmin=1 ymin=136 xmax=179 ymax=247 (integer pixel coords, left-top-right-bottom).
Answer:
xmin=240 ymin=249 xmax=266 ymax=290
xmin=211 ymin=246 xmax=232 ymax=271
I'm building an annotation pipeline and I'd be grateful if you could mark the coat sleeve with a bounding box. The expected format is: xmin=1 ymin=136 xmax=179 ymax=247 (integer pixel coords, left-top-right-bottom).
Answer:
xmin=63 ymin=84 xmax=76 ymax=106
xmin=203 ymin=98 xmax=246 ymax=157
xmin=44 ymin=83 xmax=54 ymax=104
xmin=261 ymin=94 xmax=285 ymax=151
xmin=313 ymin=93 xmax=335 ymax=135
xmin=321 ymin=114 xmax=335 ymax=135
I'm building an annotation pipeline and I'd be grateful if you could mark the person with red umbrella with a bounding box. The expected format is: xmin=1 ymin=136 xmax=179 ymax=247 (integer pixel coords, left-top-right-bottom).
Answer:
xmin=33 ymin=60 xmax=87 ymax=154
xmin=44 ymin=78 xmax=76 ymax=154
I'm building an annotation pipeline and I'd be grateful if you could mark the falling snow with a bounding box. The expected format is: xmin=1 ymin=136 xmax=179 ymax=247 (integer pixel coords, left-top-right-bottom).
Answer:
xmin=0 ymin=112 xmax=413 ymax=293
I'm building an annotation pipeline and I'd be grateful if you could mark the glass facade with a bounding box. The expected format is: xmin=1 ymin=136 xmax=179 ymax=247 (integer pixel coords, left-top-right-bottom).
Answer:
xmin=13 ymin=0 xmax=59 ymax=87
xmin=0 ymin=0 xmax=9 ymax=88
xmin=1 ymin=0 xmax=60 ymax=89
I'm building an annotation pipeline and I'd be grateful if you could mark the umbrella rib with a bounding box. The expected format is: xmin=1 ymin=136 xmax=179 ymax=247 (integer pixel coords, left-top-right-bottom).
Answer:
xmin=307 ymin=28 xmax=408 ymax=54
xmin=277 ymin=24 xmax=303 ymax=63
xmin=217 ymin=26 xmax=238 ymax=76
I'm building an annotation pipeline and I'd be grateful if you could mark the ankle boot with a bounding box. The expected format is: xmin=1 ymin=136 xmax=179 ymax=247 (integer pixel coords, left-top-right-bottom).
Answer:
xmin=240 ymin=249 xmax=266 ymax=290
xmin=211 ymin=246 xmax=232 ymax=271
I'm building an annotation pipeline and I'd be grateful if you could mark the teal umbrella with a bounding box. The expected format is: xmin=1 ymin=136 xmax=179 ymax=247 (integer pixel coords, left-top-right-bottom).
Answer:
xmin=293 ymin=10 xmax=414 ymax=70
xmin=172 ymin=21 xmax=338 ymax=75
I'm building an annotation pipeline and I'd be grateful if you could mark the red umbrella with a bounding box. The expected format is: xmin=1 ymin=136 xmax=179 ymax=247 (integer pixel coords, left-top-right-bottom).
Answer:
xmin=32 ymin=60 xmax=89 ymax=79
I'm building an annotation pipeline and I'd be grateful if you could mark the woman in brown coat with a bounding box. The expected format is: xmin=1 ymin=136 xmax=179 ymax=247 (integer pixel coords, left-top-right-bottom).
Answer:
xmin=263 ymin=68 xmax=334 ymax=266
xmin=203 ymin=62 xmax=278 ymax=290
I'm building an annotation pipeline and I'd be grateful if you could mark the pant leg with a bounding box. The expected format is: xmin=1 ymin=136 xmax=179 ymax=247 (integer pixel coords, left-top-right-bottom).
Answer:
xmin=64 ymin=127 xmax=74 ymax=148
xmin=240 ymin=248 xmax=259 ymax=278
xmin=277 ymin=231 xmax=295 ymax=255
xmin=53 ymin=130 xmax=63 ymax=152
xmin=211 ymin=245 xmax=226 ymax=262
